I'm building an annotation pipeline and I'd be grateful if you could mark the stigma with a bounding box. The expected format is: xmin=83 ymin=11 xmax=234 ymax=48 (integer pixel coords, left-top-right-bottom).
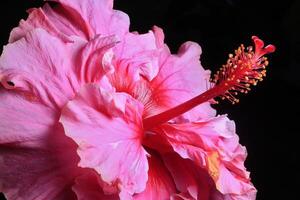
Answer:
xmin=210 ymin=36 xmax=275 ymax=104
xmin=143 ymin=36 xmax=275 ymax=130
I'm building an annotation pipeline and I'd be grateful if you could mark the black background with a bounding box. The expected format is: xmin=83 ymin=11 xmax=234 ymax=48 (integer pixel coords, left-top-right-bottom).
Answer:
xmin=0 ymin=0 xmax=299 ymax=200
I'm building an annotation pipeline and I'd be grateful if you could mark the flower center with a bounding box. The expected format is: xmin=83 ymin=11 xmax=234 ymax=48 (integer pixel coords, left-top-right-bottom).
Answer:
xmin=143 ymin=36 xmax=275 ymax=130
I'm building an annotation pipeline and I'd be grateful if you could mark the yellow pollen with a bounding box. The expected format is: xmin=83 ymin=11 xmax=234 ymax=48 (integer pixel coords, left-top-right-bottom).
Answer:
xmin=207 ymin=151 xmax=220 ymax=181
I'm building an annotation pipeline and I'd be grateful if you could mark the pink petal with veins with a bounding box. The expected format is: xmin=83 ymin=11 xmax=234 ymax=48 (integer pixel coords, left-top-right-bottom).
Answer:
xmin=9 ymin=7 xmax=71 ymax=43
xmin=0 ymin=89 xmax=80 ymax=200
xmin=77 ymin=34 xmax=118 ymax=83
xmin=149 ymin=27 xmax=216 ymax=121
xmin=0 ymin=28 xmax=117 ymax=109
xmin=163 ymin=152 xmax=217 ymax=200
xmin=48 ymin=0 xmax=129 ymax=38
xmin=133 ymin=153 xmax=177 ymax=200
xmin=60 ymin=83 xmax=149 ymax=198
xmin=9 ymin=0 xmax=129 ymax=42
xmin=157 ymin=115 xmax=256 ymax=199
xmin=73 ymin=170 xmax=119 ymax=200
xmin=0 ymin=28 xmax=79 ymax=109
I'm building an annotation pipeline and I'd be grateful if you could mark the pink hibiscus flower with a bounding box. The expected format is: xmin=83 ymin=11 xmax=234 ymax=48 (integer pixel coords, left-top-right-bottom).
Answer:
xmin=0 ymin=0 xmax=275 ymax=199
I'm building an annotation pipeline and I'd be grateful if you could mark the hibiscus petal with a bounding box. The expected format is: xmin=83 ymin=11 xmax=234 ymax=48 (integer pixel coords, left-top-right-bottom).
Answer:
xmin=9 ymin=0 xmax=130 ymax=42
xmin=48 ymin=0 xmax=129 ymax=39
xmin=157 ymin=115 xmax=256 ymax=198
xmin=1 ymin=28 xmax=117 ymax=110
xmin=0 ymin=89 xmax=80 ymax=200
xmin=217 ymin=165 xmax=257 ymax=200
xmin=9 ymin=7 xmax=72 ymax=43
xmin=72 ymin=170 xmax=118 ymax=200
xmin=77 ymin=34 xmax=118 ymax=83
xmin=107 ymin=31 xmax=162 ymax=114
xmin=60 ymin=84 xmax=148 ymax=197
xmin=0 ymin=28 xmax=80 ymax=109
xmin=111 ymin=30 xmax=160 ymax=85
xmin=149 ymin=33 xmax=216 ymax=121
xmin=152 ymin=26 xmax=165 ymax=49
xmin=163 ymin=152 xmax=216 ymax=200
xmin=115 ymin=31 xmax=157 ymax=59
xmin=133 ymin=153 xmax=176 ymax=200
